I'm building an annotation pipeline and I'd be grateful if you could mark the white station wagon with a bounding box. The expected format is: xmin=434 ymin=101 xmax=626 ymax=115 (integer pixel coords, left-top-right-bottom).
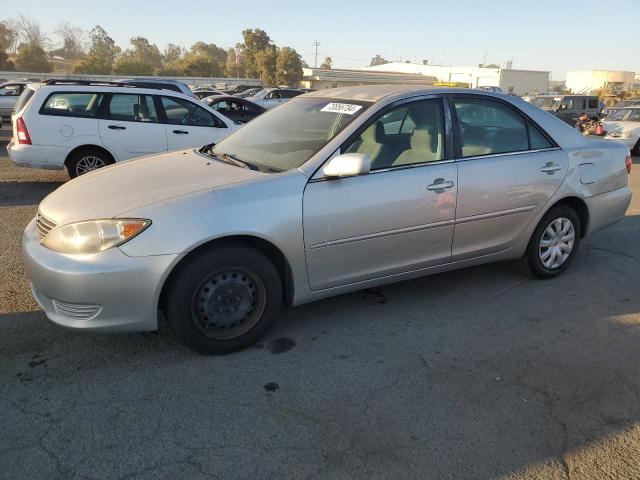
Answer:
xmin=23 ymin=86 xmax=632 ymax=354
xmin=8 ymin=80 xmax=238 ymax=177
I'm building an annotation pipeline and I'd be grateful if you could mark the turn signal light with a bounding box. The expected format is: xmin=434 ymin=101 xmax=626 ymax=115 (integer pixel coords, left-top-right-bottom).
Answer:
xmin=626 ymin=154 xmax=632 ymax=174
xmin=16 ymin=117 xmax=32 ymax=145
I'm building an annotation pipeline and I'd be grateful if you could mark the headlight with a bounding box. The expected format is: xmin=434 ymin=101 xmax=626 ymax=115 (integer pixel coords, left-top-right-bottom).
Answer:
xmin=42 ymin=219 xmax=151 ymax=254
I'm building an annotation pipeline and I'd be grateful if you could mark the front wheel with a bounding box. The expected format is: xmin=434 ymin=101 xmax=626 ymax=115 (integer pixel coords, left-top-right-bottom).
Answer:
xmin=523 ymin=205 xmax=581 ymax=279
xmin=164 ymin=245 xmax=283 ymax=354
xmin=66 ymin=148 xmax=114 ymax=178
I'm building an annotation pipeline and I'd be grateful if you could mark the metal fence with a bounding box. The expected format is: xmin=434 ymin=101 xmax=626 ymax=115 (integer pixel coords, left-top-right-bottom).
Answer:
xmin=0 ymin=71 xmax=262 ymax=89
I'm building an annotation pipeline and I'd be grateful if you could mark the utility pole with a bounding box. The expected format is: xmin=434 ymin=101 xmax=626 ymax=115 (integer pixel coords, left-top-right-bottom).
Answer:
xmin=312 ymin=40 xmax=320 ymax=68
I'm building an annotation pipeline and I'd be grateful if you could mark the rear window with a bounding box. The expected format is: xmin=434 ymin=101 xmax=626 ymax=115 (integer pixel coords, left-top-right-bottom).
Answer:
xmin=14 ymin=87 xmax=35 ymax=114
xmin=40 ymin=92 xmax=105 ymax=118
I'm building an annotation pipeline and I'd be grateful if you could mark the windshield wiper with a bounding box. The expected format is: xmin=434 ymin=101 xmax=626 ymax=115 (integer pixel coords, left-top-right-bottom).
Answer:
xmin=200 ymin=143 xmax=216 ymax=155
xmin=218 ymin=153 xmax=259 ymax=171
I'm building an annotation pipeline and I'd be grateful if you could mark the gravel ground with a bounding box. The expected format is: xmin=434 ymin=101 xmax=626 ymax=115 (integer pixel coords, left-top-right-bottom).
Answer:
xmin=2 ymin=129 xmax=640 ymax=479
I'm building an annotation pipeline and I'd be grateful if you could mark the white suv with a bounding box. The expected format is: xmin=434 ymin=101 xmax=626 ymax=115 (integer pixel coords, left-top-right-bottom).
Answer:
xmin=8 ymin=81 xmax=238 ymax=177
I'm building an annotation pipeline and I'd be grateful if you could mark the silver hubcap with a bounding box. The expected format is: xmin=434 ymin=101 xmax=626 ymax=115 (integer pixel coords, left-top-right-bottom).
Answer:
xmin=75 ymin=156 xmax=106 ymax=175
xmin=192 ymin=268 xmax=266 ymax=339
xmin=539 ymin=217 xmax=575 ymax=269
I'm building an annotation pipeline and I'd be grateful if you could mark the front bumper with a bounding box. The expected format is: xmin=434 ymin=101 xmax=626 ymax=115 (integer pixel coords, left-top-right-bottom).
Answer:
xmin=8 ymin=141 xmax=69 ymax=170
xmin=22 ymin=218 xmax=178 ymax=332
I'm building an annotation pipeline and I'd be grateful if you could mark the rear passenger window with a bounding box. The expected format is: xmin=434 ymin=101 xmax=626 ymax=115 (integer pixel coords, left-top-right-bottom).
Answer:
xmin=107 ymin=94 xmax=158 ymax=122
xmin=41 ymin=92 xmax=105 ymax=118
xmin=588 ymin=99 xmax=598 ymax=109
xmin=453 ymin=98 xmax=528 ymax=157
xmin=528 ymin=122 xmax=553 ymax=150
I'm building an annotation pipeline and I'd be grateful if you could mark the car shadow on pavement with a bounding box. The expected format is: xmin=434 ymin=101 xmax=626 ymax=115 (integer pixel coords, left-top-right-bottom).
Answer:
xmin=0 ymin=181 xmax=65 ymax=207
xmin=1 ymin=216 xmax=640 ymax=479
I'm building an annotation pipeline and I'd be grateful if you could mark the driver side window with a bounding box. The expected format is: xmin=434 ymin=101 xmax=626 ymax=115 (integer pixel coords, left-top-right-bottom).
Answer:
xmin=344 ymin=99 xmax=445 ymax=170
xmin=160 ymin=96 xmax=223 ymax=128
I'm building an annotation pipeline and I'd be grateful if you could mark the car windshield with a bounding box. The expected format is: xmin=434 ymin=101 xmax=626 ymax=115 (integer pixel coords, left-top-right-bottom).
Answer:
xmin=208 ymin=97 xmax=371 ymax=172
xmin=606 ymin=109 xmax=640 ymax=122
xmin=532 ymin=96 xmax=556 ymax=108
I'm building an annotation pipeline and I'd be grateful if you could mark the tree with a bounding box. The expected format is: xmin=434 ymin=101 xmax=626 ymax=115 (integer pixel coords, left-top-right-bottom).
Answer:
xmin=14 ymin=41 xmax=51 ymax=72
xmin=0 ymin=21 xmax=18 ymax=54
xmin=50 ymin=22 xmax=85 ymax=61
xmin=276 ymin=47 xmax=303 ymax=86
xmin=158 ymin=44 xmax=184 ymax=76
xmin=369 ymin=54 xmax=389 ymax=67
xmin=74 ymin=26 xmax=119 ymax=74
xmin=320 ymin=56 xmax=332 ymax=69
xmin=256 ymin=44 xmax=277 ymax=85
xmin=114 ymin=36 xmax=162 ymax=75
xmin=0 ymin=51 xmax=14 ymax=70
xmin=239 ymin=29 xmax=272 ymax=79
xmin=225 ymin=47 xmax=243 ymax=78
xmin=11 ymin=14 xmax=49 ymax=50
xmin=180 ymin=42 xmax=227 ymax=77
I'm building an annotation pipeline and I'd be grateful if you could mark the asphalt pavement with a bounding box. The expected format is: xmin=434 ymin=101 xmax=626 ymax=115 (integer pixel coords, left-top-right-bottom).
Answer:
xmin=2 ymin=129 xmax=640 ymax=479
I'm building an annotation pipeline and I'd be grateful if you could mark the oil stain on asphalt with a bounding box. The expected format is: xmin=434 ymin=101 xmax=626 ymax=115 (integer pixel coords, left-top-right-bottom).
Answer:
xmin=269 ymin=337 xmax=295 ymax=354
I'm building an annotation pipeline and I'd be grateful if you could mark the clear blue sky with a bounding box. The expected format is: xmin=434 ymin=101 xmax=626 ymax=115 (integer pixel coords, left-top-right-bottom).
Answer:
xmin=3 ymin=0 xmax=638 ymax=79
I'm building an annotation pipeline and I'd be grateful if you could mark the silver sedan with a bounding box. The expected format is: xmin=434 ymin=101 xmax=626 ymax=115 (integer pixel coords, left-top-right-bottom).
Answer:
xmin=23 ymin=86 xmax=633 ymax=354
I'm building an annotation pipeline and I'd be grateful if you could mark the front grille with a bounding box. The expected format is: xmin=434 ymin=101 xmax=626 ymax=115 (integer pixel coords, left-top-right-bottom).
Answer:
xmin=36 ymin=212 xmax=57 ymax=239
xmin=52 ymin=300 xmax=102 ymax=321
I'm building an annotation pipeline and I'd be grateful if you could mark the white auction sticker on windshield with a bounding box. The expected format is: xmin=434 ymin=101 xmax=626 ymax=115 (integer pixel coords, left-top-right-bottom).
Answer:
xmin=320 ymin=103 xmax=363 ymax=115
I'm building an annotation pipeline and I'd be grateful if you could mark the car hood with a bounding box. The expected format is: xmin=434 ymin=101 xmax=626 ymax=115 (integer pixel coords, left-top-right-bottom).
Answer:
xmin=38 ymin=149 xmax=267 ymax=225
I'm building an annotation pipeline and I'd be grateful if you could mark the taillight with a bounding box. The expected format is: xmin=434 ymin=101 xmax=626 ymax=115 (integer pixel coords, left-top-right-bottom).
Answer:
xmin=626 ymin=154 xmax=632 ymax=174
xmin=16 ymin=117 xmax=32 ymax=145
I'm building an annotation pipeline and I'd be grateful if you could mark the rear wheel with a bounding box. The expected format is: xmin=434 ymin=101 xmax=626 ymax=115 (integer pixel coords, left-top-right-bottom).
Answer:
xmin=523 ymin=205 xmax=581 ymax=279
xmin=66 ymin=148 xmax=114 ymax=178
xmin=164 ymin=244 xmax=283 ymax=354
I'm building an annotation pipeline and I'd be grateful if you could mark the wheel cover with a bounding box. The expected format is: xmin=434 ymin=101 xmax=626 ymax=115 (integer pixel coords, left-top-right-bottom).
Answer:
xmin=191 ymin=268 xmax=267 ymax=339
xmin=538 ymin=217 xmax=575 ymax=269
xmin=75 ymin=155 xmax=106 ymax=176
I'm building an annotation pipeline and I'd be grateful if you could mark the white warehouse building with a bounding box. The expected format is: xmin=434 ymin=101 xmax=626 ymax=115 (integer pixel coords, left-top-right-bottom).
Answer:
xmin=363 ymin=62 xmax=550 ymax=96
xmin=565 ymin=70 xmax=636 ymax=94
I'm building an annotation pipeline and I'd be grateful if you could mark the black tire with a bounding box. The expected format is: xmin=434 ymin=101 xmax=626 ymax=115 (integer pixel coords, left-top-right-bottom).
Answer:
xmin=164 ymin=244 xmax=283 ymax=354
xmin=66 ymin=147 xmax=114 ymax=178
xmin=523 ymin=205 xmax=582 ymax=279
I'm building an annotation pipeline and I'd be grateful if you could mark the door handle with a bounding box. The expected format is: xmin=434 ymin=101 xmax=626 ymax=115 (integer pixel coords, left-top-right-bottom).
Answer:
xmin=173 ymin=129 xmax=189 ymax=134
xmin=427 ymin=178 xmax=455 ymax=191
xmin=540 ymin=162 xmax=562 ymax=174
xmin=108 ymin=125 xmax=126 ymax=130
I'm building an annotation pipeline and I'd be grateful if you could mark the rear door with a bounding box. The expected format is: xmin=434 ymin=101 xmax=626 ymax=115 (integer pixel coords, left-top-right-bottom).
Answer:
xmin=98 ymin=93 xmax=167 ymax=161
xmin=158 ymin=95 xmax=232 ymax=150
xmin=450 ymin=95 xmax=568 ymax=260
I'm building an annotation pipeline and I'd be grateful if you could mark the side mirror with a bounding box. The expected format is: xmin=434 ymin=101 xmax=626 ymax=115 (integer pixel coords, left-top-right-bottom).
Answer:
xmin=322 ymin=153 xmax=371 ymax=178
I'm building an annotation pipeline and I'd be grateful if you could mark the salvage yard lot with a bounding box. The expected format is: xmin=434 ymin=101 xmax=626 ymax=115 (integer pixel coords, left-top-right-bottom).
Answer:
xmin=2 ymin=128 xmax=640 ymax=479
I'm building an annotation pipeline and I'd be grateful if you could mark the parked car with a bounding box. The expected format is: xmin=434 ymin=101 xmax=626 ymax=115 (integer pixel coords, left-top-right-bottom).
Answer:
xmin=0 ymin=81 xmax=29 ymax=120
xmin=602 ymin=107 xmax=640 ymax=154
xmin=247 ymin=87 xmax=305 ymax=109
xmin=203 ymin=95 xmax=266 ymax=124
xmin=601 ymin=98 xmax=640 ymax=117
xmin=531 ymin=94 xmax=601 ymax=124
xmin=194 ymin=89 xmax=224 ymax=100
xmin=222 ymin=84 xmax=259 ymax=95
xmin=7 ymin=81 xmax=238 ymax=178
xmin=477 ymin=86 xmax=503 ymax=93
xmin=115 ymin=78 xmax=196 ymax=98
xmin=22 ymin=85 xmax=632 ymax=354
xmin=234 ymin=87 xmax=264 ymax=98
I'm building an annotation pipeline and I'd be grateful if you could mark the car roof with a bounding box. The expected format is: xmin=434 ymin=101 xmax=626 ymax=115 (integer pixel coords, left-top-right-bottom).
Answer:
xmin=303 ymin=84 xmax=499 ymax=102
xmin=31 ymin=83 xmax=194 ymax=99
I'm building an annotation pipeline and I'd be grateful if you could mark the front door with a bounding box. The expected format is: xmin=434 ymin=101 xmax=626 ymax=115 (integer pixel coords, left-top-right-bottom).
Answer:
xmin=450 ymin=96 xmax=568 ymax=260
xmin=303 ymin=98 xmax=457 ymax=290
xmin=159 ymin=96 xmax=231 ymax=150
xmin=99 ymin=93 xmax=167 ymax=161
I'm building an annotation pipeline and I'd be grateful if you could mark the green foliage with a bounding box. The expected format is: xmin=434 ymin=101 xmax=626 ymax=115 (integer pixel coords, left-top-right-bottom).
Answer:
xmin=114 ymin=36 xmax=162 ymax=75
xmin=0 ymin=50 xmax=14 ymax=70
xmin=276 ymin=47 xmax=303 ymax=86
xmin=74 ymin=26 xmax=119 ymax=74
xmin=15 ymin=41 xmax=52 ymax=72
xmin=320 ymin=56 xmax=332 ymax=69
xmin=180 ymin=42 xmax=226 ymax=77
